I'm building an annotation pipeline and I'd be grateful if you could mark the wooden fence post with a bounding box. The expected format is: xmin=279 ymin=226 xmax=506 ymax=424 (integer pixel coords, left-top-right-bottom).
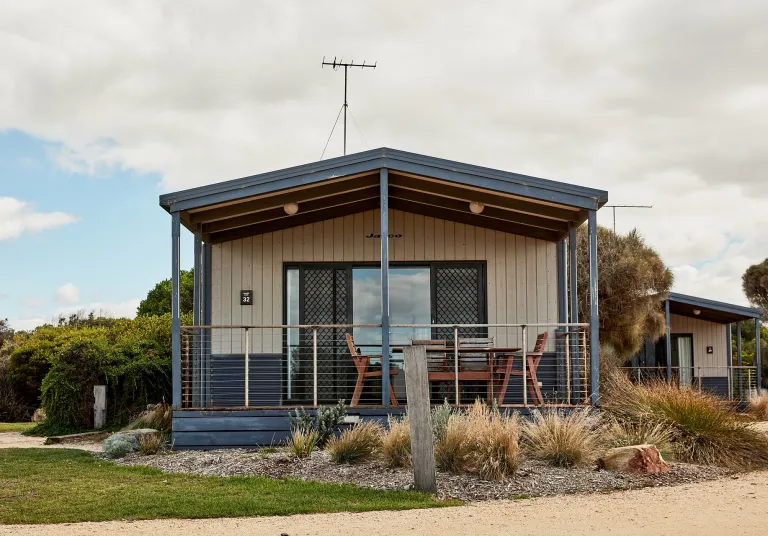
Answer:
xmin=403 ymin=344 xmax=437 ymax=494
xmin=93 ymin=385 xmax=106 ymax=429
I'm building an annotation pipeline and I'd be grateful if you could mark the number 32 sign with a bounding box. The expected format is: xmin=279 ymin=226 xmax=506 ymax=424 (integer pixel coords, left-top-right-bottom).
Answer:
xmin=240 ymin=290 xmax=253 ymax=305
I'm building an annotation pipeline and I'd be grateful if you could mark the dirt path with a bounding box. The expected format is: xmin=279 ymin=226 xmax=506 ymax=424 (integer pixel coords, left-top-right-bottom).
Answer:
xmin=0 ymin=432 xmax=102 ymax=452
xmin=3 ymin=469 xmax=766 ymax=535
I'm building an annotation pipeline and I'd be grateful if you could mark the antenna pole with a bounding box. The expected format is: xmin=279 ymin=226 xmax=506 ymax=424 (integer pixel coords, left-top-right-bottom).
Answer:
xmin=604 ymin=205 xmax=653 ymax=234
xmin=322 ymin=57 xmax=376 ymax=156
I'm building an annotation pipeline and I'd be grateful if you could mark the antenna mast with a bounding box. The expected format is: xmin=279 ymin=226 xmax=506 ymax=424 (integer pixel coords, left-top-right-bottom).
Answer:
xmin=604 ymin=205 xmax=653 ymax=234
xmin=322 ymin=57 xmax=376 ymax=155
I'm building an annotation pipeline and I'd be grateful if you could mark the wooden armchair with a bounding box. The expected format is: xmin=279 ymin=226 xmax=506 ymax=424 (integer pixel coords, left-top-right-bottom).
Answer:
xmin=345 ymin=333 xmax=399 ymax=407
xmin=495 ymin=331 xmax=548 ymax=405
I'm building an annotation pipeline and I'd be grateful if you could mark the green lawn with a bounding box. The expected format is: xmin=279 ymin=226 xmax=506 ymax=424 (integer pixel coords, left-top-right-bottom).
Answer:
xmin=0 ymin=422 xmax=34 ymax=433
xmin=0 ymin=449 xmax=456 ymax=524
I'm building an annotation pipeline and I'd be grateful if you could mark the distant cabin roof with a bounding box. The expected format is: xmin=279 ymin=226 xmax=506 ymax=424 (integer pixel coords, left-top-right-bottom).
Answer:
xmin=668 ymin=292 xmax=763 ymax=324
xmin=159 ymin=147 xmax=608 ymax=243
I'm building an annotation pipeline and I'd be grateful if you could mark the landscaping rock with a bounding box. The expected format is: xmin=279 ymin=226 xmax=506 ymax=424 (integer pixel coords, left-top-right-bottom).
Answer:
xmin=599 ymin=444 xmax=671 ymax=474
xmin=103 ymin=429 xmax=159 ymax=459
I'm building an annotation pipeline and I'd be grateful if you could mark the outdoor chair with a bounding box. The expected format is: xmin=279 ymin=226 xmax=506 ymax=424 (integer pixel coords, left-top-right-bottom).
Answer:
xmin=345 ymin=333 xmax=400 ymax=407
xmin=495 ymin=331 xmax=548 ymax=405
xmin=412 ymin=339 xmax=448 ymax=371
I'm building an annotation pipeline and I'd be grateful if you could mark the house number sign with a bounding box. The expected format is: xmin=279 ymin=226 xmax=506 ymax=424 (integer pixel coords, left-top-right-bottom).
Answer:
xmin=365 ymin=233 xmax=403 ymax=239
xmin=240 ymin=290 xmax=253 ymax=305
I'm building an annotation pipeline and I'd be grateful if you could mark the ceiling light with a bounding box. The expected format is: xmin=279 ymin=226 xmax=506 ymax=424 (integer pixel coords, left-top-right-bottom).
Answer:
xmin=469 ymin=201 xmax=485 ymax=214
xmin=284 ymin=202 xmax=299 ymax=216
xmin=693 ymin=309 xmax=701 ymax=315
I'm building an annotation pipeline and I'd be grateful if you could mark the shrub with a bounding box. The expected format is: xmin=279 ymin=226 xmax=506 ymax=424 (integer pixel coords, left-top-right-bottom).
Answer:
xmin=287 ymin=429 xmax=319 ymax=459
xmin=603 ymin=372 xmax=768 ymax=470
xmin=748 ymin=392 xmax=768 ymax=421
xmin=138 ymin=433 xmax=163 ymax=455
xmin=382 ymin=416 xmax=411 ymax=468
xmin=104 ymin=434 xmax=139 ymax=459
xmin=0 ymin=353 xmax=31 ymax=422
xmin=431 ymin=399 xmax=452 ymax=441
xmin=435 ymin=402 xmax=521 ymax=480
xmin=289 ymin=400 xmax=347 ymax=446
xmin=326 ymin=421 xmax=383 ymax=464
xmin=124 ymin=402 xmax=172 ymax=433
xmin=522 ymin=409 xmax=602 ymax=468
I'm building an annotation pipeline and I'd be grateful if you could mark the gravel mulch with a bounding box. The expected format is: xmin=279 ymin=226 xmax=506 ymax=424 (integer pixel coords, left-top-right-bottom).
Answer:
xmin=110 ymin=448 xmax=732 ymax=502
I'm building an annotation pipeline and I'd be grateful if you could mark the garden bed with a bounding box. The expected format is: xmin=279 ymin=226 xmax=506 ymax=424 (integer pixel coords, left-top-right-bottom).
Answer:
xmin=111 ymin=448 xmax=731 ymax=502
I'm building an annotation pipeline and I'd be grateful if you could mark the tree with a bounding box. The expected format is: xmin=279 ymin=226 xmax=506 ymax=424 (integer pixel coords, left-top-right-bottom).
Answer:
xmin=0 ymin=319 xmax=12 ymax=351
xmin=742 ymin=259 xmax=768 ymax=321
xmin=136 ymin=269 xmax=195 ymax=317
xmin=576 ymin=226 xmax=674 ymax=364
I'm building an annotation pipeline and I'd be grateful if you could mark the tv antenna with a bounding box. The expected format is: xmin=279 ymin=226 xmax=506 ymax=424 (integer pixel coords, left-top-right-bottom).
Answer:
xmin=605 ymin=205 xmax=653 ymax=234
xmin=322 ymin=57 xmax=376 ymax=156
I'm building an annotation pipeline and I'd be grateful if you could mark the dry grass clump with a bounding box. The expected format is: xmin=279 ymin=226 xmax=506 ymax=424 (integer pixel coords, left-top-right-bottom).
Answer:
xmin=381 ymin=416 xmax=411 ymax=468
xmin=124 ymin=402 xmax=172 ymax=433
xmin=435 ymin=402 xmax=520 ymax=480
xmin=138 ymin=433 xmax=162 ymax=455
xmin=607 ymin=418 xmax=674 ymax=460
xmin=326 ymin=421 xmax=383 ymax=464
xmin=748 ymin=392 xmax=768 ymax=421
xmin=603 ymin=372 xmax=768 ymax=470
xmin=522 ymin=409 xmax=602 ymax=467
xmin=287 ymin=429 xmax=319 ymax=459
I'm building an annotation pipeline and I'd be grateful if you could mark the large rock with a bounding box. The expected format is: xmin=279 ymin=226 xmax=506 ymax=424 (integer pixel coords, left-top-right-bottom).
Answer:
xmin=599 ymin=444 xmax=670 ymax=474
xmin=103 ymin=429 xmax=159 ymax=459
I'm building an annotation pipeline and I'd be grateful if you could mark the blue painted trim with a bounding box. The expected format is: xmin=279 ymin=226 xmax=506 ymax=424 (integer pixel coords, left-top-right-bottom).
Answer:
xmin=756 ymin=317 xmax=762 ymax=395
xmin=568 ymin=225 xmax=580 ymax=403
xmin=665 ymin=299 xmax=672 ymax=382
xmin=557 ymin=240 xmax=567 ymax=323
xmin=587 ymin=211 xmax=599 ymax=406
xmin=668 ymin=292 xmax=763 ymax=320
xmin=192 ymin=232 xmax=202 ymax=407
xmin=380 ymin=168 xmax=391 ymax=406
xmin=203 ymin=242 xmax=212 ymax=406
xmin=160 ymin=147 xmax=608 ymax=215
xmin=171 ymin=212 xmax=181 ymax=407
xmin=736 ymin=322 xmax=742 ymax=398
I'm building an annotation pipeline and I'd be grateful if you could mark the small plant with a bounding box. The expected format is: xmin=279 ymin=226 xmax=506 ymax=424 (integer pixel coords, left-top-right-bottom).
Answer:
xmin=124 ymin=402 xmax=172 ymax=433
xmin=748 ymin=392 xmax=768 ymax=421
xmin=431 ymin=399 xmax=452 ymax=441
xmin=522 ymin=409 xmax=601 ymax=468
xmin=326 ymin=421 xmax=383 ymax=464
xmin=381 ymin=416 xmax=411 ymax=468
xmin=435 ymin=401 xmax=520 ymax=480
xmin=138 ymin=433 xmax=162 ymax=455
xmin=287 ymin=429 xmax=319 ymax=459
xmin=607 ymin=418 xmax=674 ymax=460
xmin=289 ymin=400 xmax=347 ymax=447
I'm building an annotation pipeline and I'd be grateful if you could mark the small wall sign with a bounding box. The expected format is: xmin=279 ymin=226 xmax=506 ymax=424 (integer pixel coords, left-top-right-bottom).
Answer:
xmin=240 ymin=290 xmax=253 ymax=305
xmin=706 ymin=346 xmax=713 ymax=354
xmin=366 ymin=233 xmax=403 ymax=239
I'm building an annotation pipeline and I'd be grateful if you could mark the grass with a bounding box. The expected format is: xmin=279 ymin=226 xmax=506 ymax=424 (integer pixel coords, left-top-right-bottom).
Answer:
xmin=124 ymin=402 xmax=172 ymax=433
xmin=748 ymin=392 xmax=768 ymax=421
xmin=0 ymin=449 xmax=457 ymax=524
xmin=607 ymin=418 xmax=674 ymax=460
xmin=327 ymin=422 xmax=383 ymax=464
xmin=435 ymin=402 xmax=521 ymax=480
xmin=287 ymin=429 xmax=319 ymax=459
xmin=381 ymin=416 xmax=411 ymax=468
xmin=603 ymin=372 xmax=768 ymax=470
xmin=0 ymin=422 xmax=35 ymax=433
xmin=522 ymin=409 xmax=602 ymax=468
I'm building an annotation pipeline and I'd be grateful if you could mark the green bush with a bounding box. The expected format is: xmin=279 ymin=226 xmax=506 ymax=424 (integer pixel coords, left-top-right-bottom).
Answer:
xmin=289 ymin=400 xmax=347 ymax=446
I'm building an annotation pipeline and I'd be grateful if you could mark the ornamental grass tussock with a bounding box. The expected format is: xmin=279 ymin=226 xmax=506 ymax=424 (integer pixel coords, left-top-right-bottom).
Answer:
xmin=747 ymin=392 xmax=768 ymax=421
xmin=603 ymin=371 xmax=768 ymax=470
xmin=522 ymin=408 xmax=602 ymax=468
xmin=381 ymin=415 xmax=411 ymax=468
xmin=326 ymin=421 xmax=383 ymax=464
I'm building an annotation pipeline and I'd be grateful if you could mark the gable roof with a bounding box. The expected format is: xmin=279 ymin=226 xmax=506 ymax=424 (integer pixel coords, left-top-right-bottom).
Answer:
xmin=159 ymin=147 xmax=608 ymax=243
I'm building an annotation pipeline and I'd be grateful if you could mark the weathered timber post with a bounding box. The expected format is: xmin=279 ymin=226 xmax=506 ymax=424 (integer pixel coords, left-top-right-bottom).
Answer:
xmin=403 ymin=344 xmax=437 ymax=494
xmin=93 ymin=385 xmax=106 ymax=429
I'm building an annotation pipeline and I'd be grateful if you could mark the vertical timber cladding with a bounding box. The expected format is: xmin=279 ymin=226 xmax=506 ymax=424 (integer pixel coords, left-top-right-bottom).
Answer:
xmin=210 ymin=208 xmax=560 ymax=353
xmin=669 ymin=314 xmax=728 ymax=377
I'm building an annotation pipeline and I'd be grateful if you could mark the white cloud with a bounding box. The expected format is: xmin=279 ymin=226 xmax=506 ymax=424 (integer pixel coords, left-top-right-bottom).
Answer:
xmin=0 ymin=197 xmax=78 ymax=241
xmin=0 ymin=1 xmax=767 ymax=305
xmin=55 ymin=283 xmax=80 ymax=304
xmin=9 ymin=298 xmax=142 ymax=331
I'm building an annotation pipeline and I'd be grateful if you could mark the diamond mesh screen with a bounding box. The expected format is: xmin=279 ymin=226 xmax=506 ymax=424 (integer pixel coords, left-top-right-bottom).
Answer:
xmin=433 ymin=265 xmax=486 ymax=342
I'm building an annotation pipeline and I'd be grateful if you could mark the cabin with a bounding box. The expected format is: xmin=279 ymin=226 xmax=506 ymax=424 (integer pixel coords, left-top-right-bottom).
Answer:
xmin=629 ymin=293 xmax=763 ymax=399
xmin=159 ymin=148 xmax=608 ymax=449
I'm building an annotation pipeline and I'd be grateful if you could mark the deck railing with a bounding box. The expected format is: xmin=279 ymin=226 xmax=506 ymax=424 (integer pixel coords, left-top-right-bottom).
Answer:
xmin=619 ymin=365 xmax=759 ymax=401
xmin=180 ymin=323 xmax=590 ymax=410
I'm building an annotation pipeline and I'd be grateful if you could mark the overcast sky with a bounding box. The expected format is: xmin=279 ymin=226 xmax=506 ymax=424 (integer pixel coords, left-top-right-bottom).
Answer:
xmin=1 ymin=1 xmax=767 ymax=329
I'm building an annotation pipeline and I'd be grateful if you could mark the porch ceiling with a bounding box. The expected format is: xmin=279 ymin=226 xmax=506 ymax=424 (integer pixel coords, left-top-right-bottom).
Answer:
xmin=159 ymin=148 xmax=608 ymax=244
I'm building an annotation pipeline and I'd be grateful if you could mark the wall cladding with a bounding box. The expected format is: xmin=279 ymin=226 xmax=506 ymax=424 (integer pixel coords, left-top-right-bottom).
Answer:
xmin=210 ymin=208 xmax=560 ymax=353
xmin=669 ymin=314 xmax=728 ymax=377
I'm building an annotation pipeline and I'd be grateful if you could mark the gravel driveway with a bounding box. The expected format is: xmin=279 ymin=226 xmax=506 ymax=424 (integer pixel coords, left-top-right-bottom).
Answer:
xmin=2 ymin=469 xmax=766 ymax=535
xmin=0 ymin=432 xmax=102 ymax=452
